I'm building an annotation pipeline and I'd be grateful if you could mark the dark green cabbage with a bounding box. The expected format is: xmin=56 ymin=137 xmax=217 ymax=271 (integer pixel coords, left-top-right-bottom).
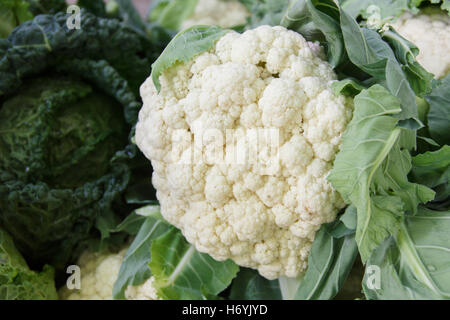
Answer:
xmin=0 ymin=11 xmax=156 ymax=272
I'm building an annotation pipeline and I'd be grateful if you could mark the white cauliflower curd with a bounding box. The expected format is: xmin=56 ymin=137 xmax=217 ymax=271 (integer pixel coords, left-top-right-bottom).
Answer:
xmin=181 ymin=0 xmax=250 ymax=30
xmin=391 ymin=8 xmax=450 ymax=79
xmin=136 ymin=25 xmax=354 ymax=279
xmin=59 ymin=248 xmax=159 ymax=300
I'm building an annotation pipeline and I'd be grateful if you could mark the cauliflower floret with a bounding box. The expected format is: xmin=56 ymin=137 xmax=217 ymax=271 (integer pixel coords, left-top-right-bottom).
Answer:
xmin=136 ymin=26 xmax=353 ymax=280
xmin=59 ymin=248 xmax=160 ymax=300
xmin=181 ymin=0 xmax=250 ymax=30
xmin=391 ymin=8 xmax=450 ymax=79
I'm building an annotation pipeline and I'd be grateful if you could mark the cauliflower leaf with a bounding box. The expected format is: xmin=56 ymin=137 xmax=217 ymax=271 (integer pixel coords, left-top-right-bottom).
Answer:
xmin=328 ymin=85 xmax=435 ymax=262
xmin=363 ymin=207 xmax=450 ymax=299
xmin=150 ymin=228 xmax=239 ymax=300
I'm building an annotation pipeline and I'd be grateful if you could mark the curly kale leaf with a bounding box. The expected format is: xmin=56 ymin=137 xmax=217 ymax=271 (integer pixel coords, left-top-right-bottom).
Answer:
xmin=0 ymin=11 xmax=151 ymax=96
xmin=0 ymin=228 xmax=58 ymax=300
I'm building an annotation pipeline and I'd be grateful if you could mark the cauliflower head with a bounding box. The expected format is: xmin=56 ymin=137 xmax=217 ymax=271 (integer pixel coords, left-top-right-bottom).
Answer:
xmin=391 ymin=8 xmax=450 ymax=79
xmin=136 ymin=26 xmax=353 ymax=279
xmin=59 ymin=248 xmax=159 ymax=300
xmin=181 ymin=0 xmax=249 ymax=30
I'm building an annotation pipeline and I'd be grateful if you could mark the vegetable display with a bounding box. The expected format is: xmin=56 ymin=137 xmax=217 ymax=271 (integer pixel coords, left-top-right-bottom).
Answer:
xmin=1 ymin=0 xmax=449 ymax=301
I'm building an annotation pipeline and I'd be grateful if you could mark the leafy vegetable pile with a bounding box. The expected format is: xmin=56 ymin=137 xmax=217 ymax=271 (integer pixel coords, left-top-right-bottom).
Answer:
xmin=0 ymin=0 xmax=448 ymax=300
xmin=0 ymin=0 xmax=166 ymax=297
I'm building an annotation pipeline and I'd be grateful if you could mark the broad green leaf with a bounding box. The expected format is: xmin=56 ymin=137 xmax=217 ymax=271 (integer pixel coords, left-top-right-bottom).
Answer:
xmin=362 ymin=237 xmax=434 ymax=299
xmin=411 ymin=146 xmax=450 ymax=207
xmin=280 ymin=0 xmax=346 ymax=67
xmin=382 ymin=28 xmax=434 ymax=98
xmin=339 ymin=8 xmax=420 ymax=124
xmin=425 ymin=75 xmax=450 ymax=146
xmin=328 ymin=85 xmax=435 ymax=262
xmin=363 ymin=207 xmax=450 ymax=299
xmin=111 ymin=212 xmax=148 ymax=236
xmin=331 ymin=78 xmax=365 ymax=96
xmin=340 ymin=205 xmax=357 ymax=230
xmin=304 ymin=0 xmax=344 ymax=67
xmin=150 ymin=228 xmax=239 ymax=300
xmin=294 ymin=220 xmax=358 ymax=300
xmin=151 ymin=25 xmax=229 ymax=92
xmin=411 ymin=146 xmax=450 ymax=189
xmin=112 ymin=206 xmax=172 ymax=299
xmin=229 ymin=268 xmax=283 ymax=300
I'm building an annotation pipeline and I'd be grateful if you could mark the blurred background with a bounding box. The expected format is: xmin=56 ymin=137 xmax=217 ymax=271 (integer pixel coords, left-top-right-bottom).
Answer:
xmin=66 ymin=0 xmax=152 ymax=17
xmin=132 ymin=0 xmax=151 ymax=16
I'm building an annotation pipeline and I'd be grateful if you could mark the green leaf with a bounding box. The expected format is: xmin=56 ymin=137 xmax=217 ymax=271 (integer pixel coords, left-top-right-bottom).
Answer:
xmin=339 ymin=8 xmax=419 ymax=123
xmin=411 ymin=145 xmax=450 ymax=207
xmin=382 ymin=28 xmax=434 ymax=98
xmin=150 ymin=228 xmax=239 ymax=300
xmin=304 ymin=0 xmax=345 ymax=67
xmin=294 ymin=221 xmax=358 ymax=300
xmin=151 ymin=25 xmax=229 ymax=92
xmin=111 ymin=212 xmax=148 ymax=236
xmin=0 ymin=228 xmax=58 ymax=300
xmin=148 ymin=0 xmax=198 ymax=31
xmin=411 ymin=146 xmax=450 ymax=189
xmin=363 ymin=207 xmax=450 ymax=299
xmin=331 ymin=78 xmax=366 ymax=96
xmin=229 ymin=268 xmax=283 ymax=300
xmin=328 ymin=85 xmax=435 ymax=262
xmin=0 ymin=0 xmax=33 ymax=38
xmin=280 ymin=0 xmax=346 ymax=67
xmin=112 ymin=206 xmax=172 ymax=299
xmin=340 ymin=205 xmax=357 ymax=230
xmin=425 ymin=75 xmax=450 ymax=146
xmin=442 ymin=0 xmax=450 ymax=13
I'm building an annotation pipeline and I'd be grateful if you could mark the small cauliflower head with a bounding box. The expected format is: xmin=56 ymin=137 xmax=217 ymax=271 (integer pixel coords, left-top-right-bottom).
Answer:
xmin=391 ymin=8 xmax=450 ymax=79
xmin=181 ymin=0 xmax=249 ymax=30
xmin=136 ymin=26 xmax=353 ymax=279
xmin=59 ymin=248 xmax=159 ymax=300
